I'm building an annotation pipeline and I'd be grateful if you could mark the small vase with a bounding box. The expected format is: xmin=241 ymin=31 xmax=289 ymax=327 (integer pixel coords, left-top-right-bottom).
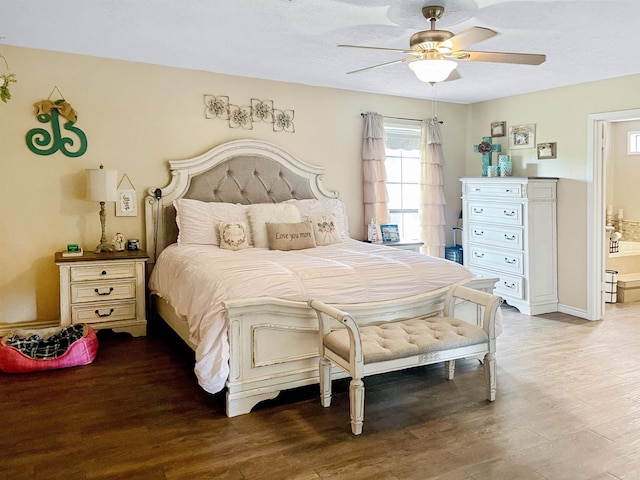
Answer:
xmin=498 ymin=155 xmax=512 ymax=176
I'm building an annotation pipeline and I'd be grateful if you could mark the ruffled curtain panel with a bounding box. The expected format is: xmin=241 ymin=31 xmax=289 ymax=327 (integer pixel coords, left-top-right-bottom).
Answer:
xmin=362 ymin=112 xmax=389 ymax=232
xmin=420 ymin=118 xmax=446 ymax=257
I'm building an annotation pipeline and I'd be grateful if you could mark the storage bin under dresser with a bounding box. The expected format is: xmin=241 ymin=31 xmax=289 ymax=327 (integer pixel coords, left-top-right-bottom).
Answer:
xmin=55 ymin=250 xmax=148 ymax=336
xmin=460 ymin=177 xmax=558 ymax=315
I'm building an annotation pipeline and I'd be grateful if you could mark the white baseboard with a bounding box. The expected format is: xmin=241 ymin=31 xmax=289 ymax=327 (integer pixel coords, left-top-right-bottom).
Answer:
xmin=557 ymin=304 xmax=591 ymax=320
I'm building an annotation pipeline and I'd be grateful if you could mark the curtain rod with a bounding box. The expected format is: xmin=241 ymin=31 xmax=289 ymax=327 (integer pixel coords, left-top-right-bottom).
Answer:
xmin=360 ymin=112 xmax=443 ymax=124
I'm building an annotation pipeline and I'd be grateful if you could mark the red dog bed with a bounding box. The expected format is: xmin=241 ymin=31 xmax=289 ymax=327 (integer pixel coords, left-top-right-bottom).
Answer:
xmin=0 ymin=324 xmax=98 ymax=373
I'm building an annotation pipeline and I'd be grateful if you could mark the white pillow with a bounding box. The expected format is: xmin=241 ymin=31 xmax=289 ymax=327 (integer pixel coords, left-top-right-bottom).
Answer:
xmin=246 ymin=203 xmax=301 ymax=248
xmin=219 ymin=221 xmax=249 ymax=251
xmin=310 ymin=213 xmax=342 ymax=246
xmin=285 ymin=199 xmax=350 ymax=239
xmin=266 ymin=221 xmax=317 ymax=251
xmin=174 ymin=199 xmax=252 ymax=245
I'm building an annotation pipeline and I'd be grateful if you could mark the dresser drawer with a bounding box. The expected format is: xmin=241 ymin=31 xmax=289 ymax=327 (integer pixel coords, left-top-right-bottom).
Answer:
xmin=468 ymin=245 xmax=524 ymax=275
xmin=468 ymin=202 xmax=523 ymax=226
xmin=471 ymin=268 xmax=524 ymax=300
xmin=464 ymin=182 xmax=524 ymax=199
xmin=70 ymin=263 xmax=136 ymax=282
xmin=71 ymin=301 xmax=137 ymax=324
xmin=71 ymin=279 xmax=136 ymax=303
xmin=468 ymin=223 xmax=523 ymax=250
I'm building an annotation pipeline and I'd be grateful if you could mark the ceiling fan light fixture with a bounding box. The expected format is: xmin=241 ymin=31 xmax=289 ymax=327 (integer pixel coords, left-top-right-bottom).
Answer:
xmin=408 ymin=58 xmax=457 ymax=83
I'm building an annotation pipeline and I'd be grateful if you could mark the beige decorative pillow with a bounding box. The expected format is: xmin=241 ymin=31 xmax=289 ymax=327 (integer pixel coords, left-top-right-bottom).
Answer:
xmin=310 ymin=213 xmax=342 ymax=246
xmin=219 ymin=222 xmax=249 ymax=251
xmin=266 ymin=221 xmax=317 ymax=251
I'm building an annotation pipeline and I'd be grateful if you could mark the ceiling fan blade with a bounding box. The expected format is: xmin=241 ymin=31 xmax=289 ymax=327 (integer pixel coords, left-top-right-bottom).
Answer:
xmin=442 ymin=27 xmax=497 ymax=53
xmin=346 ymin=56 xmax=422 ymax=75
xmin=338 ymin=44 xmax=414 ymax=55
xmin=455 ymin=51 xmax=546 ymax=65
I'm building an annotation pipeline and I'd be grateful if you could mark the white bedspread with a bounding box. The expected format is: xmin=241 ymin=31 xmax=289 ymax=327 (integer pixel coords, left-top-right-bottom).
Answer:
xmin=149 ymin=239 xmax=476 ymax=393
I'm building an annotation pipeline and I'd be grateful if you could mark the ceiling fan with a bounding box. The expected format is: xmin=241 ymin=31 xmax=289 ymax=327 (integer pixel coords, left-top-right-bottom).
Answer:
xmin=339 ymin=5 xmax=546 ymax=84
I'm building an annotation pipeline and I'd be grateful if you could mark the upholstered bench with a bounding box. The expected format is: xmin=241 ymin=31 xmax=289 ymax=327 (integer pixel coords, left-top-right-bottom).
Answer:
xmin=308 ymin=284 xmax=501 ymax=435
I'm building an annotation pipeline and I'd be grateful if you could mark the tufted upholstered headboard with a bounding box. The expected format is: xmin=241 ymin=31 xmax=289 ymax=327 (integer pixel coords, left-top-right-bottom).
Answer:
xmin=144 ymin=139 xmax=339 ymax=265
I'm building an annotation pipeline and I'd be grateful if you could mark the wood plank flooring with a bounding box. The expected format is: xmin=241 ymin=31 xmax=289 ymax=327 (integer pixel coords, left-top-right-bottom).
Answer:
xmin=2 ymin=303 xmax=640 ymax=480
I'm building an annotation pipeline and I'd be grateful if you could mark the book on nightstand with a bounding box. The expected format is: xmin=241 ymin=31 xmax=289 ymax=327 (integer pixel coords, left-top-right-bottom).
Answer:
xmin=61 ymin=248 xmax=84 ymax=257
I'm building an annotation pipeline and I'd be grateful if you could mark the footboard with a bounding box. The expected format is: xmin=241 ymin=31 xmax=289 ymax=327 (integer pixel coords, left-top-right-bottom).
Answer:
xmin=223 ymin=277 xmax=498 ymax=417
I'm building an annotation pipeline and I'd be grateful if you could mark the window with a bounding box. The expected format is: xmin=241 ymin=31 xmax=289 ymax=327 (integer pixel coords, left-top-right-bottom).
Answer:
xmin=384 ymin=123 xmax=421 ymax=241
xmin=628 ymin=131 xmax=640 ymax=155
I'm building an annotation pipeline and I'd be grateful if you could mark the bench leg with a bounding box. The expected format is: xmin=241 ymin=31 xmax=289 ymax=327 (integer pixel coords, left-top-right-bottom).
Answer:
xmin=319 ymin=357 xmax=332 ymax=407
xmin=484 ymin=352 xmax=496 ymax=401
xmin=445 ymin=360 xmax=456 ymax=380
xmin=349 ymin=378 xmax=365 ymax=435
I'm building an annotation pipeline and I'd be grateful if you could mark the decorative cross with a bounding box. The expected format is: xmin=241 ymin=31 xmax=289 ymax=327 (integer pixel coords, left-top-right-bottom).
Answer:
xmin=473 ymin=136 xmax=502 ymax=176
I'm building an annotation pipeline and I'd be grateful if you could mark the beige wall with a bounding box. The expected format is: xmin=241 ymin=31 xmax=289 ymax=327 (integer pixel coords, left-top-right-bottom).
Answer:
xmin=4 ymin=44 xmax=640 ymax=326
xmin=466 ymin=75 xmax=640 ymax=313
xmin=0 ymin=45 xmax=470 ymax=325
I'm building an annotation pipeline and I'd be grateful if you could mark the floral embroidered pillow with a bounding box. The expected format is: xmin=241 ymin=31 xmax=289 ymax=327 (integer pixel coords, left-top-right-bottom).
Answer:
xmin=219 ymin=221 xmax=249 ymax=251
xmin=311 ymin=213 xmax=342 ymax=246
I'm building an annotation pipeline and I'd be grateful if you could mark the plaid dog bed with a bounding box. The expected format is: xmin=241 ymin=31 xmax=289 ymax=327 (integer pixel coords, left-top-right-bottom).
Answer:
xmin=0 ymin=324 xmax=98 ymax=373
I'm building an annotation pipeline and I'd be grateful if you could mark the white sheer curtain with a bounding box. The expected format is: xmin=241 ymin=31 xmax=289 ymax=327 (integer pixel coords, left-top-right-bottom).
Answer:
xmin=420 ymin=118 xmax=446 ymax=257
xmin=362 ymin=112 xmax=389 ymax=232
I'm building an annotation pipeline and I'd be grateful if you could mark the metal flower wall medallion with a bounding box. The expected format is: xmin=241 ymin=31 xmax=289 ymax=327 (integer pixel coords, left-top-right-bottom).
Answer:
xmin=203 ymin=95 xmax=295 ymax=133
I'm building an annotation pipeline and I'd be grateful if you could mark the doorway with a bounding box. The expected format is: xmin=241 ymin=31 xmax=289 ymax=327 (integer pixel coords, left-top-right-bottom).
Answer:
xmin=587 ymin=109 xmax=640 ymax=320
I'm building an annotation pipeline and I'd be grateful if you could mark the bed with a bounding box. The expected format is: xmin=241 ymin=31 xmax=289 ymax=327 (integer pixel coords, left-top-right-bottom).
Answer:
xmin=145 ymin=139 xmax=498 ymax=417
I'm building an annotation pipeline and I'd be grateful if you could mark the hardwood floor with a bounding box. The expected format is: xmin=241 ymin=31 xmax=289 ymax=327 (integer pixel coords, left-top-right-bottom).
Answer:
xmin=3 ymin=303 xmax=640 ymax=480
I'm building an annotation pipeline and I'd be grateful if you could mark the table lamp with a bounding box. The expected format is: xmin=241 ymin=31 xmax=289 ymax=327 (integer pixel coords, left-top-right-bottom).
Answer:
xmin=86 ymin=164 xmax=118 ymax=253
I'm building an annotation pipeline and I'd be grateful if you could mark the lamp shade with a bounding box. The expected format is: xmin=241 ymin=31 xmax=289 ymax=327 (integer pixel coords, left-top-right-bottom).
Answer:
xmin=409 ymin=59 xmax=457 ymax=83
xmin=86 ymin=166 xmax=118 ymax=202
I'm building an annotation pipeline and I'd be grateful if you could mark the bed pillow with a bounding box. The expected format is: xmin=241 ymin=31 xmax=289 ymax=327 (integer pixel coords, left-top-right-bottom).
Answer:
xmin=310 ymin=213 xmax=342 ymax=246
xmin=285 ymin=198 xmax=350 ymax=239
xmin=266 ymin=221 xmax=317 ymax=251
xmin=219 ymin=221 xmax=249 ymax=251
xmin=247 ymin=203 xmax=301 ymax=248
xmin=174 ymin=199 xmax=252 ymax=246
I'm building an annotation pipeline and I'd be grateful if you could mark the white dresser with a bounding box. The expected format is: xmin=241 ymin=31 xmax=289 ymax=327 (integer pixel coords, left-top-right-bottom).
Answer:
xmin=460 ymin=177 xmax=558 ymax=315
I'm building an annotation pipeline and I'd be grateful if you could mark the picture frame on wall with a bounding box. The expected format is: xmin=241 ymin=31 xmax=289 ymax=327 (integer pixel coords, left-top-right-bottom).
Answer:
xmin=491 ymin=121 xmax=506 ymax=137
xmin=509 ymin=124 xmax=536 ymax=149
xmin=537 ymin=142 xmax=557 ymax=159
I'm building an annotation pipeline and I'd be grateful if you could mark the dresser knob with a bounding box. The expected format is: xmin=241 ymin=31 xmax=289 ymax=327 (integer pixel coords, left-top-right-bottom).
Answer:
xmin=101 ymin=270 xmax=107 ymax=275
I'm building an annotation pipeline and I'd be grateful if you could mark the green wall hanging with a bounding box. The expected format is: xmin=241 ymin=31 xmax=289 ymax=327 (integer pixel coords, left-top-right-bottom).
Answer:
xmin=26 ymin=87 xmax=88 ymax=157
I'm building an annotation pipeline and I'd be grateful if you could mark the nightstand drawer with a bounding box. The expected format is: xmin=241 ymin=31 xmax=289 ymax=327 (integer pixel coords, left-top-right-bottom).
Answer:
xmin=71 ymin=301 xmax=136 ymax=324
xmin=70 ymin=263 xmax=136 ymax=282
xmin=71 ymin=280 xmax=136 ymax=303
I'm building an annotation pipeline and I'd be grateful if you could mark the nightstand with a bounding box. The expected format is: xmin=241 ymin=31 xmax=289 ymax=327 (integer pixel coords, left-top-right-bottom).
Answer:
xmin=381 ymin=241 xmax=424 ymax=253
xmin=55 ymin=250 xmax=149 ymax=337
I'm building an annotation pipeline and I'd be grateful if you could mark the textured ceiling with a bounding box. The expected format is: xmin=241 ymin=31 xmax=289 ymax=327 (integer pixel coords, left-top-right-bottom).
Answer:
xmin=1 ymin=0 xmax=640 ymax=104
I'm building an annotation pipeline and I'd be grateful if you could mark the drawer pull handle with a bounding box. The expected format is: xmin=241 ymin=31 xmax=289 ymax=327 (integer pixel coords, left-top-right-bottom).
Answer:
xmin=504 ymin=234 xmax=516 ymax=241
xmin=95 ymin=287 xmax=114 ymax=296
xmin=101 ymin=270 xmax=107 ymax=275
xmin=505 ymin=189 xmax=514 ymax=193
xmin=503 ymin=210 xmax=516 ymax=217
xmin=95 ymin=308 xmax=114 ymax=318
xmin=503 ymin=282 xmax=517 ymax=289
xmin=474 ymin=252 xmax=485 ymax=258
xmin=504 ymin=257 xmax=517 ymax=265
xmin=473 ymin=208 xmax=484 ymax=214
xmin=474 ymin=188 xmax=481 ymax=192
xmin=474 ymin=230 xmax=484 ymax=236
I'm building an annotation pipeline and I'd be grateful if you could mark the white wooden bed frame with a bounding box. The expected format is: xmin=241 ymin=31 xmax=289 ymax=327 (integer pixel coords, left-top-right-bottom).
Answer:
xmin=145 ymin=139 xmax=497 ymax=417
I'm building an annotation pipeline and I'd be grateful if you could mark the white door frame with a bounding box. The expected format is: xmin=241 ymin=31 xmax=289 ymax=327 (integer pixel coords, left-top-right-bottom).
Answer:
xmin=587 ymin=109 xmax=640 ymax=320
